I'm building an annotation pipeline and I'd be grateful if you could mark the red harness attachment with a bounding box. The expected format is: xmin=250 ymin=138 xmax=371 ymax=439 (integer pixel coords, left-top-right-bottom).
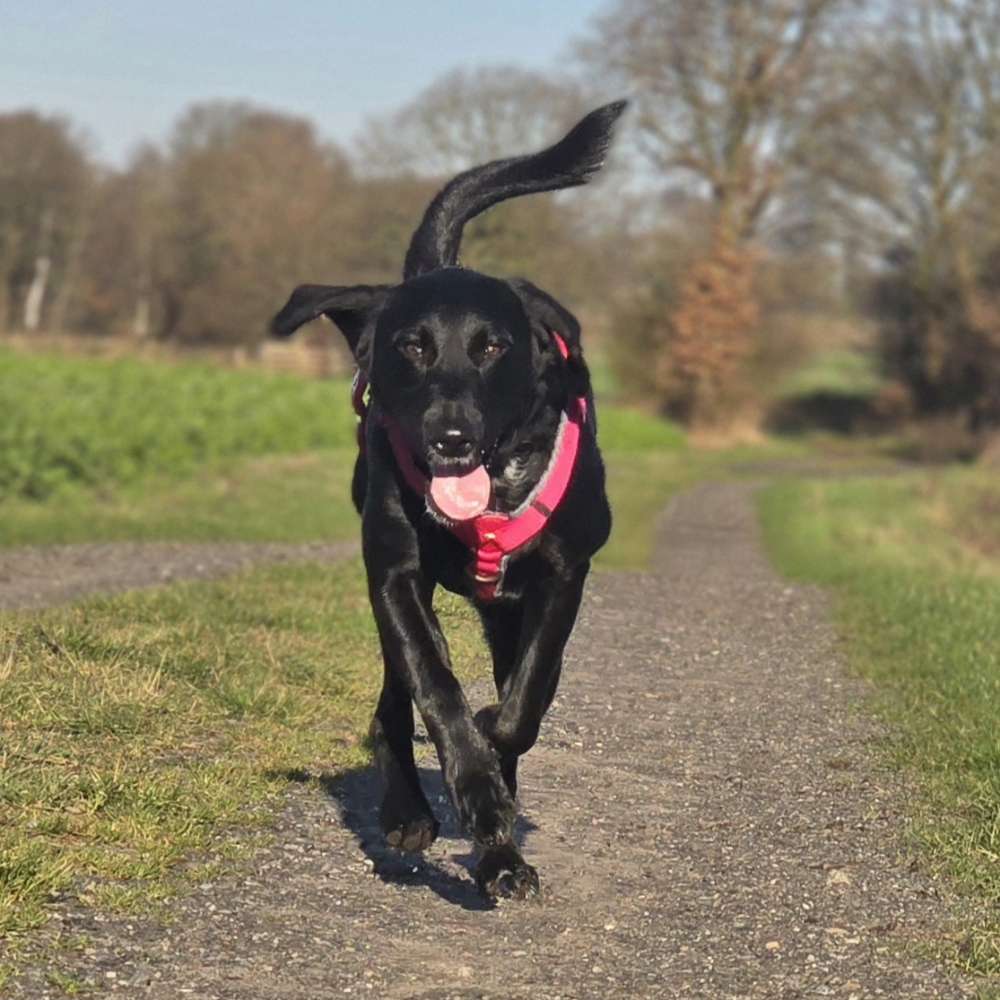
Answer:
xmin=351 ymin=333 xmax=586 ymax=601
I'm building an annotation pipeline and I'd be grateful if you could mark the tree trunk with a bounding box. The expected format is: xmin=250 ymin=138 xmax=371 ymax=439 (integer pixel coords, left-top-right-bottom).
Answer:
xmin=131 ymin=294 xmax=150 ymax=338
xmin=979 ymin=430 xmax=1000 ymax=467
xmin=23 ymin=255 xmax=50 ymax=331
xmin=23 ymin=207 xmax=55 ymax=331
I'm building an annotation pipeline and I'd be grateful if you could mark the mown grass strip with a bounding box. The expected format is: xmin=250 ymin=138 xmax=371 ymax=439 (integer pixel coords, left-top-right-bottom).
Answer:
xmin=0 ymin=559 xmax=489 ymax=937
xmin=0 ymin=451 xmax=361 ymax=547
xmin=758 ymin=469 xmax=1000 ymax=974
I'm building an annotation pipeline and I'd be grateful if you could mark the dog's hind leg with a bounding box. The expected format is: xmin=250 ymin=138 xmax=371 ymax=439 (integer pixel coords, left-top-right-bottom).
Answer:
xmin=476 ymin=602 xmax=525 ymax=797
xmin=370 ymin=660 xmax=439 ymax=852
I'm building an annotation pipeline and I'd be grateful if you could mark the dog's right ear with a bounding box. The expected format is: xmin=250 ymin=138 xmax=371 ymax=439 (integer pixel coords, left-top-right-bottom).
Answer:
xmin=270 ymin=284 xmax=392 ymax=369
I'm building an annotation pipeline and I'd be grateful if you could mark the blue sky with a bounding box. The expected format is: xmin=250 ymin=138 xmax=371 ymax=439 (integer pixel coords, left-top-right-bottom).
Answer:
xmin=1 ymin=1 xmax=609 ymax=166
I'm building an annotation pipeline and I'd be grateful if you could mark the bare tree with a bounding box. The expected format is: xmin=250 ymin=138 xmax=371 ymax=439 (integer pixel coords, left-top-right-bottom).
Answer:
xmin=157 ymin=102 xmax=362 ymax=346
xmin=579 ymin=0 xmax=850 ymax=242
xmin=0 ymin=112 xmax=93 ymax=331
xmin=836 ymin=0 xmax=1000 ymax=439
xmin=574 ymin=0 xmax=858 ymax=426
xmin=827 ymin=1 xmax=989 ymax=265
xmin=357 ymin=66 xmax=587 ymax=177
xmin=72 ymin=147 xmax=167 ymax=337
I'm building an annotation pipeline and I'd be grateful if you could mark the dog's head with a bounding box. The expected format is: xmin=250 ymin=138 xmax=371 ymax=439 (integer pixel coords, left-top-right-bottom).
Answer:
xmin=271 ymin=269 xmax=585 ymax=475
xmin=271 ymin=101 xmax=625 ymax=492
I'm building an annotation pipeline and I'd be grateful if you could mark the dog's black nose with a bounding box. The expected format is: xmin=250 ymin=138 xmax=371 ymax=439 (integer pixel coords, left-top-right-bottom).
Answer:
xmin=431 ymin=428 xmax=476 ymax=461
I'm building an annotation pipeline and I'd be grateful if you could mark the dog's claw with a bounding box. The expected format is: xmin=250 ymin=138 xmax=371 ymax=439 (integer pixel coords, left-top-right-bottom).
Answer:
xmin=475 ymin=846 xmax=540 ymax=901
xmin=476 ymin=862 xmax=541 ymax=901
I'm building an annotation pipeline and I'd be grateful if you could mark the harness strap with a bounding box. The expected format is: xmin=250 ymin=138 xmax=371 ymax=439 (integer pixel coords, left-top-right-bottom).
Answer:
xmin=351 ymin=331 xmax=584 ymax=601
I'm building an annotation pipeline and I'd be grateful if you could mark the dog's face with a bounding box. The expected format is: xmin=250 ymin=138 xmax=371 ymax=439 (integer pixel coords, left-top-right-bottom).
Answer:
xmin=272 ymin=99 xmax=623 ymax=500
xmin=372 ymin=270 xmax=538 ymax=476
xmin=271 ymin=270 xmax=590 ymax=478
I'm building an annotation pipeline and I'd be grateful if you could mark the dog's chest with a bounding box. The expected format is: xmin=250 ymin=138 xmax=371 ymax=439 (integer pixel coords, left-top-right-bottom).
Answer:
xmin=490 ymin=451 xmax=550 ymax=512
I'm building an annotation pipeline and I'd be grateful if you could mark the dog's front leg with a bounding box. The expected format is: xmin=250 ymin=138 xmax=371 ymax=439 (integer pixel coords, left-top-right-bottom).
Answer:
xmin=369 ymin=567 xmax=516 ymax=854
xmin=369 ymin=656 xmax=439 ymax=852
xmin=475 ymin=562 xmax=589 ymax=796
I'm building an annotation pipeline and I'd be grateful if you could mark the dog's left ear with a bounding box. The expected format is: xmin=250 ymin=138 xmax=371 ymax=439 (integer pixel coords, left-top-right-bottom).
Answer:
xmin=509 ymin=278 xmax=590 ymax=398
xmin=270 ymin=283 xmax=392 ymax=371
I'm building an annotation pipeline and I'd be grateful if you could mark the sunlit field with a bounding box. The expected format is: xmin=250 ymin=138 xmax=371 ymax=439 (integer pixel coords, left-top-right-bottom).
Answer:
xmin=760 ymin=471 xmax=1000 ymax=974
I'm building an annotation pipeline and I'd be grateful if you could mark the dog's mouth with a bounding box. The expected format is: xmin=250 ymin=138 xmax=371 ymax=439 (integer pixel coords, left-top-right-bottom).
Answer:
xmin=424 ymin=441 xmax=499 ymax=522
xmin=427 ymin=464 xmax=491 ymax=521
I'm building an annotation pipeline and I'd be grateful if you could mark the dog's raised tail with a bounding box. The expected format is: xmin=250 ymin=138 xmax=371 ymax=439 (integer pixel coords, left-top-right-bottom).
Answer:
xmin=403 ymin=100 xmax=628 ymax=281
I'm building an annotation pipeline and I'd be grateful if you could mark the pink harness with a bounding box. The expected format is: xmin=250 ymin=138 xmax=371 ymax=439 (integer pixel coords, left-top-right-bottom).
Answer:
xmin=351 ymin=333 xmax=586 ymax=601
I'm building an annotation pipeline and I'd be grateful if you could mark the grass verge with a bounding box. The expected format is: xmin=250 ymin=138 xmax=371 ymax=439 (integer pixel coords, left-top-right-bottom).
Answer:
xmin=0 ymin=559 xmax=489 ymax=939
xmin=0 ymin=450 xmax=361 ymax=548
xmin=759 ymin=467 xmax=1000 ymax=974
xmin=0 ymin=398 xmax=698 ymax=951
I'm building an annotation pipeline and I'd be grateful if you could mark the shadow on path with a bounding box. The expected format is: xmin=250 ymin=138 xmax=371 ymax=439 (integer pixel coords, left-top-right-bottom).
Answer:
xmin=270 ymin=763 xmax=538 ymax=913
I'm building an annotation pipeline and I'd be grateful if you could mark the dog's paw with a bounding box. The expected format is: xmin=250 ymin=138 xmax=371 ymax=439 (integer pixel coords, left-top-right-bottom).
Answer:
xmin=453 ymin=771 xmax=515 ymax=848
xmin=475 ymin=848 xmax=540 ymax=901
xmin=473 ymin=703 xmax=500 ymax=742
xmin=380 ymin=798 xmax=439 ymax=853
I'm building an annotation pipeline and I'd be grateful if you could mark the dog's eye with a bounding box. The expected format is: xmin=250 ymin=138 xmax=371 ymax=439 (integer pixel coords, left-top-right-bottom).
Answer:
xmin=481 ymin=341 xmax=507 ymax=360
xmin=399 ymin=340 xmax=425 ymax=361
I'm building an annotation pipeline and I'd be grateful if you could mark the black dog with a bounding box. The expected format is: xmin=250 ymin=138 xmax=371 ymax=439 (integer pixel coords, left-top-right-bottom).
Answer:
xmin=271 ymin=101 xmax=626 ymax=898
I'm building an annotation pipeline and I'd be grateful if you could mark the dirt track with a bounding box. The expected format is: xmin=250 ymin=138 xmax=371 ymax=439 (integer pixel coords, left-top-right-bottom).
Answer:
xmin=0 ymin=540 xmax=358 ymax=610
xmin=4 ymin=483 xmax=976 ymax=998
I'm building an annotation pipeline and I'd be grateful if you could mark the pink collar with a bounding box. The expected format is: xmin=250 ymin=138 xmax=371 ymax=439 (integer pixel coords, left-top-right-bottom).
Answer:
xmin=352 ymin=333 xmax=586 ymax=600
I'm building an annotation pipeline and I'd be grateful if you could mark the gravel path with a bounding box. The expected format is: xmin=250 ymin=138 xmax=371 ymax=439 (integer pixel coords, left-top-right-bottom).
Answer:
xmin=4 ymin=483 xmax=977 ymax=998
xmin=0 ymin=540 xmax=359 ymax=610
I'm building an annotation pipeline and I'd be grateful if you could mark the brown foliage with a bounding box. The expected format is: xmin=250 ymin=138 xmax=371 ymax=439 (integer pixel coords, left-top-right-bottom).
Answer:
xmin=157 ymin=103 xmax=363 ymax=346
xmin=57 ymin=86 xmax=614 ymax=349
xmin=656 ymin=234 xmax=759 ymax=427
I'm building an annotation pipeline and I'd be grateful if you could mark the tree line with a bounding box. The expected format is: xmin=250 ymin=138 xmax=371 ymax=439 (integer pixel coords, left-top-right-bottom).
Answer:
xmin=3 ymin=0 xmax=1000 ymax=449
xmin=0 ymin=70 xmax=603 ymax=352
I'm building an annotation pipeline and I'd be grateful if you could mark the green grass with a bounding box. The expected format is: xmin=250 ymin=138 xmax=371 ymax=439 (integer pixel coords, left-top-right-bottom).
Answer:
xmin=598 ymin=405 xmax=687 ymax=452
xmin=0 ymin=371 xmax=701 ymax=948
xmin=0 ymin=450 xmax=361 ymax=547
xmin=1 ymin=352 xmax=820 ymax=573
xmin=759 ymin=467 xmax=1000 ymax=974
xmin=0 ymin=354 xmax=694 ymax=565
xmin=0 ymin=441 xmax=699 ymax=568
xmin=0 ymin=559 xmax=489 ymax=938
xmin=774 ymin=347 xmax=884 ymax=401
xmin=599 ymin=452 xmax=695 ymax=570
xmin=0 ymin=348 xmax=355 ymax=500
